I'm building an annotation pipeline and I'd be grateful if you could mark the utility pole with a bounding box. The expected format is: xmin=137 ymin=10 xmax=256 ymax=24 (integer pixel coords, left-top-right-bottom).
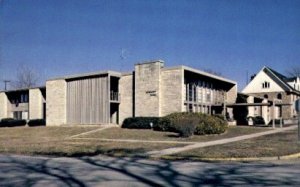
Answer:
xmin=223 ymin=90 xmax=227 ymax=120
xmin=3 ymin=80 xmax=10 ymax=90
xmin=272 ymin=98 xmax=275 ymax=128
xmin=295 ymin=99 xmax=300 ymax=142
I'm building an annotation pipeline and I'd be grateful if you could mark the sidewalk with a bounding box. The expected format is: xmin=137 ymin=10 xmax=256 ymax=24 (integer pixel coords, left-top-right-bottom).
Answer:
xmin=147 ymin=125 xmax=297 ymax=157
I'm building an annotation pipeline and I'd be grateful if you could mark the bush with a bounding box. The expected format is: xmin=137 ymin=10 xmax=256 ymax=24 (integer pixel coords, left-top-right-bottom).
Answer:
xmin=122 ymin=117 xmax=160 ymax=129
xmin=194 ymin=114 xmax=228 ymax=135
xmin=173 ymin=117 xmax=197 ymax=138
xmin=0 ymin=119 xmax=27 ymax=127
xmin=153 ymin=112 xmax=194 ymax=132
xmin=247 ymin=116 xmax=266 ymax=125
xmin=28 ymin=119 xmax=46 ymax=127
xmin=154 ymin=112 xmax=228 ymax=135
xmin=253 ymin=116 xmax=265 ymax=125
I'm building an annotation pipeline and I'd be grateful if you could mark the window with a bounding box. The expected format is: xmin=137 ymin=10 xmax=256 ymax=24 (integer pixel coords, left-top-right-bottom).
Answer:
xmin=277 ymin=93 xmax=282 ymax=100
xmin=262 ymin=81 xmax=270 ymax=89
xmin=206 ymin=92 xmax=211 ymax=102
xmin=188 ymin=104 xmax=193 ymax=112
xmin=13 ymin=111 xmax=22 ymax=120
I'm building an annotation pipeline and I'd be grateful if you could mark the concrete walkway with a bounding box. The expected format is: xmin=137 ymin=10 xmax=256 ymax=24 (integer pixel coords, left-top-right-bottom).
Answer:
xmin=147 ymin=125 xmax=297 ymax=157
xmin=67 ymin=126 xmax=114 ymax=139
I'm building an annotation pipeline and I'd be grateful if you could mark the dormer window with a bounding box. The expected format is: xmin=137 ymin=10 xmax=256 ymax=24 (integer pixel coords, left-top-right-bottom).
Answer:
xmin=262 ymin=81 xmax=270 ymax=89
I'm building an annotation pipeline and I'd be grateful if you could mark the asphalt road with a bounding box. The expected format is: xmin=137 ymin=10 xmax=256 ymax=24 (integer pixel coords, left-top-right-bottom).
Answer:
xmin=0 ymin=155 xmax=299 ymax=187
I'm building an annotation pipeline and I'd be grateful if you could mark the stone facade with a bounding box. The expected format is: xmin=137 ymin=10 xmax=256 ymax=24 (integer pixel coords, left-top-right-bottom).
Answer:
xmin=160 ymin=68 xmax=184 ymax=116
xmin=0 ymin=92 xmax=8 ymax=119
xmin=227 ymin=85 xmax=238 ymax=104
xmin=119 ymin=74 xmax=134 ymax=124
xmin=249 ymin=92 xmax=296 ymax=119
xmin=134 ymin=61 xmax=163 ymax=117
xmin=46 ymin=80 xmax=67 ymax=126
xmin=29 ymin=88 xmax=45 ymax=119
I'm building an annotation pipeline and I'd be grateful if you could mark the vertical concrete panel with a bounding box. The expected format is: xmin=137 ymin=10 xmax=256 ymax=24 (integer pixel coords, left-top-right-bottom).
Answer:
xmin=66 ymin=76 xmax=109 ymax=124
xmin=46 ymin=79 xmax=67 ymax=126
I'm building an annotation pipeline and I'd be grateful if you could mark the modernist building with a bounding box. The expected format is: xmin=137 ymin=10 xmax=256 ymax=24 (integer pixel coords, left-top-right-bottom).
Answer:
xmin=242 ymin=66 xmax=300 ymax=123
xmin=46 ymin=60 xmax=237 ymax=126
xmin=0 ymin=87 xmax=46 ymax=120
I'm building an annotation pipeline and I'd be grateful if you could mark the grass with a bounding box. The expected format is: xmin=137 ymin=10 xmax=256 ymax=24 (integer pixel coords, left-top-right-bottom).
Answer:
xmin=0 ymin=125 xmax=292 ymax=158
xmin=0 ymin=126 xmax=183 ymax=157
xmin=80 ymin=126 xmax=272 ymax=142
xmin=165 ymin=129 xmax=300 ymax=160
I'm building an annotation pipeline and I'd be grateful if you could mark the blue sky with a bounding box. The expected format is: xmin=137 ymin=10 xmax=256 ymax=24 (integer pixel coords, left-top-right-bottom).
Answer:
xmin=0 ymin=0 xmax=300 ymax=90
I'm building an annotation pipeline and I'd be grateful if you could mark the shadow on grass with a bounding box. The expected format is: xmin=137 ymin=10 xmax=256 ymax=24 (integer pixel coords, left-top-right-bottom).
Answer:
xmin=31 ymin=148 xmax=149 ymax=158
xmin=0 ymin=154 xmax=299 ymax=186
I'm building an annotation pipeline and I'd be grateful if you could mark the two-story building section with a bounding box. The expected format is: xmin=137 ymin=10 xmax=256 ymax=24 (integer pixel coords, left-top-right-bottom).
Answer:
xmin=242 ymin=66 xmax=300 ymax=124
xmin=46 ymin=60 xmax=237 ymax=126
xmin=0 ymin=87 xmax=46 ymax=120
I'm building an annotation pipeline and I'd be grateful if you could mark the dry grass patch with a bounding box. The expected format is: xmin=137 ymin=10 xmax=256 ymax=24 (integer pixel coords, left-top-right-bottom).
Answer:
xmin=166 ymin=129 xmax=300 ymax=160
xmin=0 ymin=126 xmax=183 ymax=157
xmin=81 ymin=126 xmax=272 ymax=142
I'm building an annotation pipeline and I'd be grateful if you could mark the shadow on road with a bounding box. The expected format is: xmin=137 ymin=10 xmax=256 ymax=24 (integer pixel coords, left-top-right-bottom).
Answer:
xmin=0 ymin=154 xmax=299 ymax=186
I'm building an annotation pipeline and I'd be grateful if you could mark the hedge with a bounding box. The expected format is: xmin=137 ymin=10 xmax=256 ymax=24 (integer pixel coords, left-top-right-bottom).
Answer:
xmin=28 ymin=119 xmax=46 ymax=127
xmin=0 ymin=118 xmax=27 ymax=127
xmin=154 ymin=112 xmax=228 ymax=135
xmin=122 ymin=117 xmax=160 ymax=129
xmin=121 ymin=112 xmax=228 ymax=135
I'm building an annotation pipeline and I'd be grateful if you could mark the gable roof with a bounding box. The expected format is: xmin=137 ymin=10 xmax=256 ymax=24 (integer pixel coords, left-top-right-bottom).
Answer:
xmin=263 ymin=66 xmax=300 ymax=94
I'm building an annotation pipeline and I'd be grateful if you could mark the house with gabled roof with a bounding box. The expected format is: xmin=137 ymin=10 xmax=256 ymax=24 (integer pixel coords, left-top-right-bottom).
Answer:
xmin=242 ymin=66 xmax=300 ymax=124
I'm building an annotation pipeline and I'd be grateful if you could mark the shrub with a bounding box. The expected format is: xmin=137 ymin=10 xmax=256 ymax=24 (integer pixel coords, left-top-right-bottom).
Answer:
xmin=213 ymin=114 xmax=225 ymax=120
xmin=28 ymin=119 xmax=46 ymax=127
xmin=173 ymin=117 xmax=197 ymax=138
xmin=253 ymin=116 xmax=265 ymax=125
xmin=194 ymin=114 xmax=228 ymax=135
xmin=153 ymin=112 xmax=194 ymax=132
xmin=0 ymin=119 xmax=27 ymax=127
xmin=122 ymin=117 xmax=160 ymax=129
xmin=154 ymin=112 xmax=228 ymax=135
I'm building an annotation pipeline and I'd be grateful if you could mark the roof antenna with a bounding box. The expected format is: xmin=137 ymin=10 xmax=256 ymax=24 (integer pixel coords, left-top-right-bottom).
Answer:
xmin=119 ymin=48 xmax=129 ymax=72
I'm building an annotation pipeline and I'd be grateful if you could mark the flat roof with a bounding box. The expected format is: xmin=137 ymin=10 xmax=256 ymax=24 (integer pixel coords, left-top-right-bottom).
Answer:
xmin=163 ymin=65 xmax=237 ymax=85
xmin=0 ymin=86 xmax=46 ymax=93
xmin=48 ymin=70 xmax=122 ymax=81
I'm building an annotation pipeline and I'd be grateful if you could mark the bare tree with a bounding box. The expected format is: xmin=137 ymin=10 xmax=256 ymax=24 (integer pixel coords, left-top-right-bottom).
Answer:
xmin=12 ymin=65 xmax=39 ymax=89
xmin=286 ymin=66 xmax=300 ymax=77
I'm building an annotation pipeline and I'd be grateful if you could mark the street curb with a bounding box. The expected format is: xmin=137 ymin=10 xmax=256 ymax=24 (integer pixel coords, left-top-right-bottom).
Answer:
xmin=161 ymin=152 xmax=300 ymax=162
